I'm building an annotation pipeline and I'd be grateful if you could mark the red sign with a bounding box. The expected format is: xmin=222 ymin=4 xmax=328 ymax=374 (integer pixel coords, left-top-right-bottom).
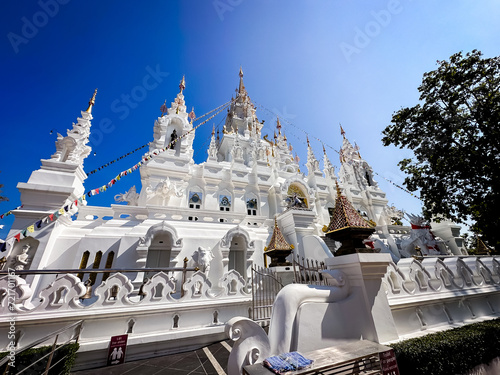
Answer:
xmin=379 ymin=349 xmax=400 ymax=375
xmin=107 ymin=334 xmax=128 ymax=366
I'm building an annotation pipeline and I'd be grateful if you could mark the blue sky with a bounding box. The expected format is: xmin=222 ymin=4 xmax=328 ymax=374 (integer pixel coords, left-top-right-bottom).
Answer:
xmin=1 ymin=0 xmax=499 ymax=238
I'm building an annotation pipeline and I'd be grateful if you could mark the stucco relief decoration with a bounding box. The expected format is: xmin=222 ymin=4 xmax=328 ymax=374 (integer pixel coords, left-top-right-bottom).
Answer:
xmin=181 ymin=271 xmax=212 ymax=299
xmin=93 ymin=273 xmax=135 ymax=307
xmin=284 ymin=184 xmax=308 ymax=209
xmin=219 ymin=269 xmax=250 ymax=297
xmin=138 ymin=272 xmax=177 ymax=303
xmin=146 ymin=177 xmax=184 ymax=205
xmin=114 ymin=185 xmax=140 ymax=206
xmin=14 ymin=244 xmax=30 ymax=270
xmin=36 ymin=274 xmax=86 ymax=311
xmin=50 ymin=112 xmax=92 ymax=165
xmin=192 ymin=246 xmax=215 ymax=276
xmin=0 ymin=275 xmax=33 ymax=314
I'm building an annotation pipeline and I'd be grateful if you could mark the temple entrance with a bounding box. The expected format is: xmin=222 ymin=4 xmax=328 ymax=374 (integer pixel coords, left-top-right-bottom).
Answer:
xmin=228 ymin=235 xmax=247 ymax=280
xmin=145 ymin=232 xmax=172 ymax=278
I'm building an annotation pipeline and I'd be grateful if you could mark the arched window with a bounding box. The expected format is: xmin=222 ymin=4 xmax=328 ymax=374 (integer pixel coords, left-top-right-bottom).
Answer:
xmin=219 ymin=195 xmax=231 ymax=212
xmin=246 ymin=197 xmax=258 ymax=216
xmin=145 ymin=232 xmax=172 ymax=279
xmin=77 ymin=251 xmax=90 ymax=281
xmin=102 ymin=251 xmax=115 ymax=282
xmin=228 ymin=235 xmax=247 ymax=280
xmin=89 ymin=251 xmax=102 ymax=286
xmin=188 ymin=191 xmax=202 ymax=209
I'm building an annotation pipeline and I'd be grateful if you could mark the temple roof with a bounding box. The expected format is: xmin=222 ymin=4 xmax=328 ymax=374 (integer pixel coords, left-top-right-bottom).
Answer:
xmin=265 ymin=217 xmax=293 ymax=251
xmin=326 ymin=184 xmax=373 ymax=234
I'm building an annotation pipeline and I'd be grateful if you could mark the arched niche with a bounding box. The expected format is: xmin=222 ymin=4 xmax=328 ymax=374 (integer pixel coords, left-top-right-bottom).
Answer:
xmin=165 ymin=118 xmax=184 ymax=154
xmin=9 ymin=238 xmax=40 ymax=271
xmin=281 ymin=178 xmax=312 ymax=210
xmin=220 ymin=226 xmax=255 ymax=281
xmin=134 ymin=221 xmax=183 ymax=286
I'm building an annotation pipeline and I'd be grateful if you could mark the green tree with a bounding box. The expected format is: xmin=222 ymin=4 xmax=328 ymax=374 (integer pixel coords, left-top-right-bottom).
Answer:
xmin=382 ymin=50 xmax=500 ymax=249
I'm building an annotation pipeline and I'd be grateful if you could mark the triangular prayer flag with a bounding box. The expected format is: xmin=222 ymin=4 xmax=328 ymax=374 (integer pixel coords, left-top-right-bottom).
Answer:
xmin=59 ymin=208 xmax=65 ymax=214
xmin=64 ymin=205 xmax=69 ymax=212
xmin=21 ymin=229 xmax=27 ymax=238
xmin=36 ymin=220 xmax=42 ymax=228
xmin=0 ymin=214 xmax=3 ymax=219
xmin=49 ymin=214 xmax=54 ymax=221
xmin=54 ymin=211 xmax=60 ymax=218
xmin=0 ymin=242 xmax=6 ymax=252
xmin=14 ymin=233 xmax=20 ymax=242
xmin=27 ymin=225 xmax=35 ymax=233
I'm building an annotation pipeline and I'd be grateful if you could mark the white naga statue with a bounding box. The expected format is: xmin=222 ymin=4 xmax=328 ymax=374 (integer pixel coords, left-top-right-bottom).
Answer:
xmin=191 ymin=246 xmax=215 ymax=276
xmin=114 ymin=185 xmax=140 ymax=206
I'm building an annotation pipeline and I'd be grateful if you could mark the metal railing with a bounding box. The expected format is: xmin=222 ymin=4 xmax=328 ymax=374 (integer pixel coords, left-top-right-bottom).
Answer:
xmin=293 ymin=255 xmax=329 ymax=286
xmin=0 ymin=320 xmax=82 ymax=375
xmin=251 ymin=265 xmax=283 ymax=322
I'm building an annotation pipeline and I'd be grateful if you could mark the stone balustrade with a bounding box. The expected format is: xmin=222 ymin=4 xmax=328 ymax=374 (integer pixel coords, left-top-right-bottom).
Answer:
xmin=384 ymin=256 xmax=500 ymax=339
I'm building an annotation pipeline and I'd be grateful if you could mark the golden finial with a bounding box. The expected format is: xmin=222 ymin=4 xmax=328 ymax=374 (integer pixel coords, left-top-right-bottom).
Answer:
xmin=335 ymin=180 xmax=342 ymax=197
xmin=322 ymin=143 xmax=326 ymax=154
xmin=212 ymin=124 xmax=215 ymax=136
xmin=340 ymin=124 xmax=346 ymax=138
xmin=179 ymin=76 xmax=186 ymax=93
xmin=306 ymin=136 xmax=310 ymax=147
xmin=239 ymin=66 xmax=243 ymax=78
xmin=85 ymin=89 xmax=97 ymax=114
xmin=276 ymin=116 xmax=281 ymax=134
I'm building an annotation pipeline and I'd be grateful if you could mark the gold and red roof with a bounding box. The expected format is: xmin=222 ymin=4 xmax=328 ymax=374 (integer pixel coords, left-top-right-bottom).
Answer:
xmin=326 ymin=185 xmax=373 ymax=234
xmin=265 ymin=217 xmax=294 ymax=251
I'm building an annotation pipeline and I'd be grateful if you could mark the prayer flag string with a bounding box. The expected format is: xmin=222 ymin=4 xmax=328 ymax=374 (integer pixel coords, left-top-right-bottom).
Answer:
xmin=252 ymin=100 xmax=423 ymax=202
xmin=1 ymin=100 xmax=233 ymax=247
xmin=83 ymin=100 xmax=233 ymax=198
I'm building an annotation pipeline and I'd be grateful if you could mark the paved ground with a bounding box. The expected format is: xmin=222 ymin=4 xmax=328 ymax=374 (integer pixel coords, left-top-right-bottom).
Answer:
xmin=71 ymin=341 xmax=232 ymax=375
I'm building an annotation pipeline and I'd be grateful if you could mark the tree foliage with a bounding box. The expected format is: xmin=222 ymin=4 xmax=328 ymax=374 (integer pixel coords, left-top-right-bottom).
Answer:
xmin=382 ymin=50 xmax=500 ymax=248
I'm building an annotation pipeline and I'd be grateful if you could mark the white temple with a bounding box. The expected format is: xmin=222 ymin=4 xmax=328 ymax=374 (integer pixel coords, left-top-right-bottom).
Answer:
xmin=3 ymin=69 xmax=498 ymax=373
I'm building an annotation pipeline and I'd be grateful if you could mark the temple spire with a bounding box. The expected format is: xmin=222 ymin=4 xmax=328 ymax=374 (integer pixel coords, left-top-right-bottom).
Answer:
xmin=276 ymin=116 xmax=282 ymax=134
xmin=340 ymin=124 xmax=345 ymax=139
xmin=85 ymin=89 xmax=97 ymax=114
xmin=179 ymin=76 xmax=186 ymax=94
xmin=238 ymin=66 xmax=244 ymax=93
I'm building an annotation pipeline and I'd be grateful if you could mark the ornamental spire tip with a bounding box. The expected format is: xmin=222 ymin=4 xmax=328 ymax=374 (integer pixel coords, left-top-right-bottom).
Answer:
xmin=85 ymin=89 xmax=98 ymax=114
